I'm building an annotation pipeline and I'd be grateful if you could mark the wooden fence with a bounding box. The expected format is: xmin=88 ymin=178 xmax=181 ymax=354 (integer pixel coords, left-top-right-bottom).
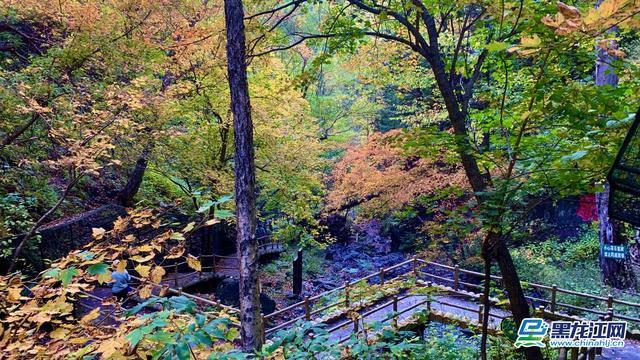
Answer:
xmin=263 ymin=257 xmax=640 ymax=343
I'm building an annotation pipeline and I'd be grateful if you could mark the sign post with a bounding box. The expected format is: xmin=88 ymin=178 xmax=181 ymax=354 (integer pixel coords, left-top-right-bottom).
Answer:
xmin=601 ymin=244 xmax=627 ymax=260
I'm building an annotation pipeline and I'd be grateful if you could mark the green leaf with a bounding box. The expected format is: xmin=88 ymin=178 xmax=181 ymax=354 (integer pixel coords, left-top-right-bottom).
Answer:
xmin=42 ymin=268 xmax=61 ymax=279
xmin=214 ymin=209 xmax=234 ymax=219
xmin=182 ymin=222 xmax=195 ymax=233
xmin=126 ymin=326 xmax=151 ymax=347
xmin=175 ymin=341 xmax=191 ymax=360
xmin=87 ymin=263 xmax=109 ymax=275
xmin=214 ymin=194 xmax=233 ymax=205
xmin=58 ymin=267 xmax=79 ymax=286
xmin=485 ymin=41 xmax=509 ymax=52
xmin=561 ymin=150 xmax=587 ymax=162
xmin=170 ymin=233 xmax=185 ymax=241
xmin=197 ymin=200 xmax=214 ymax=213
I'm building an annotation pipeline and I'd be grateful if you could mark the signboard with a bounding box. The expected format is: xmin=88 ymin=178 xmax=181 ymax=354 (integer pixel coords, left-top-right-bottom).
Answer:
xmin=601 ymin=244 xmax=627 ymax=260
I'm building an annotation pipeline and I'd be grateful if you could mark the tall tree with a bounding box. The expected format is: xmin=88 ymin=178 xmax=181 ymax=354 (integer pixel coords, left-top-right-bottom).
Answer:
xmin=320 ymin=2 xmax=542 ymax=359
xmin=595 ymin=20 xmax=637 ymax=289
xmin=224 ymin=0 xmax=263 ymax=351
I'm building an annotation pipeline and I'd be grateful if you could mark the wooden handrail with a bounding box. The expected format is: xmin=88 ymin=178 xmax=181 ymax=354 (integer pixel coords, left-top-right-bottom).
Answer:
xmin=264 ymin=256 xmax=640 ymax=335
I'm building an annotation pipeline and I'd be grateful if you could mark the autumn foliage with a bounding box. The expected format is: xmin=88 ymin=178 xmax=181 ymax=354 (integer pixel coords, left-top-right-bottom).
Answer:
xmin=0 ymin=207 xmax=239 ymax=358
xmin=326 ymin=130 xmax=469 ymax=218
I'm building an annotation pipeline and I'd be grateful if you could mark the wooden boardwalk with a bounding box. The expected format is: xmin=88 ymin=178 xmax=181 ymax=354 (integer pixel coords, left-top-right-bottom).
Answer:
xmin=263 ymin=257 xmax=640 ymax=357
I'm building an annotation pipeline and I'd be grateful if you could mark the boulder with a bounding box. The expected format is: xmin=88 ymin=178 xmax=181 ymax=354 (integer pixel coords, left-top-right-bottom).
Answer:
xmin=215 ymin=278 xmax=276 ymax=315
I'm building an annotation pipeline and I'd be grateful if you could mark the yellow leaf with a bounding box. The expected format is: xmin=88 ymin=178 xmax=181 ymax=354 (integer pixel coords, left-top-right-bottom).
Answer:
xmin=29 ymin=312 xmax=51 ymax=324
xmin=92 ymin=228 xmax=106 ymax=240
xmin=182 ymin=222 xmax=195 ymax=233
xmin=97 ymin=272 xmax=112 ymax=284
xmin=137 ymin=244 xmax=159 ymax=252
xmin=186 ymin=254 xmax=201 ymax=272
xmin=204 ymin=218 xmax=220 ymax=226
xmin=139 ymin=284 xmax=153 ymax=299
xmin=166 ymin=245 xmax=185 ymax=259
xmin=7 ymin=287 xmax=22 ymax=302
xmin=69 ymin=337 xmax=90 ymax=344
xmin=80 ymin=308 xmax=101 ymax=324
xmin=50 ymin=327 xmax=69 ymax=340
xmin=131 ymin=253 xmax=155 ymax=263
xmin=135 ymin=265 xmax=151 ymax=277
xmin=520 ymin=35 xmax=541 ymax=48
xmin=598 ymin=0 xmax=621 ymax=18
xmin=116 ymin=260 xmax=127 ymax=273
xmin=150 ymin=266 xmax=166 ymax=283
xmin=97 ymin=338 xmax=120 ymax=357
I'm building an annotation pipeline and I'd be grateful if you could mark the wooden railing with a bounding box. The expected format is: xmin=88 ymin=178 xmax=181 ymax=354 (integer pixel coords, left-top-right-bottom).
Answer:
xmin=262 ymin=257 xmax=640 ymax=342
xmin=160 ymin=244 xmax=283 ymax=286
xmin=415 ymin=259 xmax=640 ymax=324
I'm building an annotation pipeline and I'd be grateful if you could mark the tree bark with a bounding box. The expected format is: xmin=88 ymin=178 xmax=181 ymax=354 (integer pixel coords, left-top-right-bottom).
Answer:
xmin=597 ymin=184 xmax=637 ymax=288
xmin=594 ymin=22 xmax=637 ymax=289
xmin=116 ymin=146 xmax=151 ymax=207
xmin=223 ymin=0 xmax=263 ymax=351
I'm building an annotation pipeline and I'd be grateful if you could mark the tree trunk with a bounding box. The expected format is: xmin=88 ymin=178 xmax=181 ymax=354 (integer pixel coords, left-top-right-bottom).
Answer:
xmin=428 ymin=48 xmax=542 ymax=360
xmin=594 ymin=20 xmax=637 ymax=289
xmin=116 ymin=146 xmax=150 ymax=207
xmin=597 ymin=184 xmax=637 ymax=288
xmin=1 ymin=113 xmax=39 ymax=151
xmin=219 ymin=123 xmax=230 ymax=168
xmin=223 ymin=0 xmax=263 ymax=351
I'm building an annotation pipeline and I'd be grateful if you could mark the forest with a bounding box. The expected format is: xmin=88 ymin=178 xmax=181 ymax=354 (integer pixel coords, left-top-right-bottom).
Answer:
xmin=1 ymin=0 xmax=640 ymax=359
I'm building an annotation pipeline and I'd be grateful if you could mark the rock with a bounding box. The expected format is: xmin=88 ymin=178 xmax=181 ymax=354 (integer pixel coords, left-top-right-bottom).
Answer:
xmin=260 ymin=293 xmax=276 ymax=315
xmin=214 ymin=278 xmax=277 ymax=315
xmin=313 ymin=278 xmax=338 ymax=291
xmin=214 ymin=278 xmax=239 ymax=306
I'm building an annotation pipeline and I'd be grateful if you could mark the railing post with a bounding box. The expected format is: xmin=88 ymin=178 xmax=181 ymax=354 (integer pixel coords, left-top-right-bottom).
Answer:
xmin=596 ymin=315 xmax=604 ymax=355
xmin=587 ymin=347 xmax=596 ymax=360
xmin=379 ymin=267 xmax=385 ymax=285
xmin=570 ymin=347 xmax=578 ymax=360
xmin=260 ymin=313 xmax=266 ymax=344
xmin=607 ymin=294 xmax=614 ymax=314
xmin=392 ymin=295 xmax=398 ymax=328
xmin=345 ymin=283 xmax=350 ymax=308
xmin=304 ymin=296 xmax=310 ymax=321
xmin=293 ymin=248 xmax=303 ymax=296
xmin=551 ymin=284 xmax=557 ymax=313
xmin=412 ymin=256 xmax=418 ymax=277
xmin=478 ymin=304 xmax=484 ymax=325
xmin=606 ymin=308 xmax=613 ymax=321
xmin=557 ymin=348 xmax=567 ymax=360
xmin=174 ymin=263 xmax=178 ymax=287
xmin=353 ymin=317 xmax=359 ymax=335
xmin=453 ymin=265 xmax=460 ymax=291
